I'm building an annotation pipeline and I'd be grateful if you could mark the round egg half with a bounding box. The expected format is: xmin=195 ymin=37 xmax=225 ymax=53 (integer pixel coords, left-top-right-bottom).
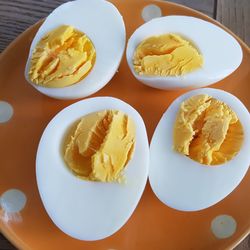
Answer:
xmin=36 ymin=97 xmax=149 ymax=240
xmin=149 ymin=88 xmax=250 ymax=211
xmin=126 ymin=16 xmax=242 ymax=90
xmin=25 ymin=0 xmax=125 ymax=99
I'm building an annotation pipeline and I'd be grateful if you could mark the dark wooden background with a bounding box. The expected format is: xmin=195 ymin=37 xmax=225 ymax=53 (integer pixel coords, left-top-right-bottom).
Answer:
xmin=0 ymin=0 xmax=249 ymax=249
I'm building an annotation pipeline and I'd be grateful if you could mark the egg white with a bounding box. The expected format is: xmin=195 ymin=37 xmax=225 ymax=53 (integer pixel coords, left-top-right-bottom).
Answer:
xmin=36 ymin=97 xmax=149 ymax=240
xmin=126 ymin=16 xmax=242 ymax=90
xmin=25 ymin=0 xmax=126 ymax=99
xmin=149 ymin=88 xmax=250 ymax=211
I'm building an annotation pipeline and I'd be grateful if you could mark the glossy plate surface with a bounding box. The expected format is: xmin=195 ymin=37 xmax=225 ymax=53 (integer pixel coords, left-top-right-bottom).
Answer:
xmin=0 ymin=0 xmax=250 ymax=249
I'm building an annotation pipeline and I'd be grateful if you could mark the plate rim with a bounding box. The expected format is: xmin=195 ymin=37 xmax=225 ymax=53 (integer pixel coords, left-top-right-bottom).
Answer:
xmin=0 ymin=0 xmax=249 ymax=249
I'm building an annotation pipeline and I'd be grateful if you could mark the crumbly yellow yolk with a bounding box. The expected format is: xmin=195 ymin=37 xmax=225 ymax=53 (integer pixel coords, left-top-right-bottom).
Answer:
xmin=64 ymin=110 xmax=136 ymax=182
xmin=173 ymin=94 xmax=244 ymax=165
xmin=29 ymin=25 xmax=96 ymax=88
xmin=133 ymin=34 xmax=203 ymax=76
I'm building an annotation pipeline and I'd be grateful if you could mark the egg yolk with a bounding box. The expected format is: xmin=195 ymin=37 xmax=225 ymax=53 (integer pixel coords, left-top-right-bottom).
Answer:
xmin=64 ymin=110 xmax=136 ymax=182
xmin=173 ymin=94 xmax=244 ymax=165
xmin=133 ymin=34 xmax=203 ymax=77
xmin=29 ymin=25 xmax=96 ymax=88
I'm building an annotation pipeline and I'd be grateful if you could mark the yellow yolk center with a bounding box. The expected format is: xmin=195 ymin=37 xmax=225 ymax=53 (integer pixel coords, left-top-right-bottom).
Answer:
xmin=133 ymin=34 xmax=203 ymax=76
xmin=29 ymin=25 xmax=96 ymax=88
xmin=64 ymin=110 xmax=136 ymax=182
xmin=173 ymin=94 xmax=244 ymax=165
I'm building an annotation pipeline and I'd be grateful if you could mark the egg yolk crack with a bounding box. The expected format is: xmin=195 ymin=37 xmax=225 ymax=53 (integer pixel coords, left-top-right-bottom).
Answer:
xmin=29 ymin=25 xmax=96 ymax=88
xmin=173 ymin=94 xmax=244 ymax=165
xmin=64 ymin=110 xmax=136 ymax=182
xmin=133 ymin=34 xmax=203 ymax=76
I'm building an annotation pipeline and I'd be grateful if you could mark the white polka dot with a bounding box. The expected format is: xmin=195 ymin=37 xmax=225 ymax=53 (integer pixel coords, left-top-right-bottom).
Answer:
xmin=141 ymin=4 xmax=162 ymax=22
xmin=211 ymin=215 xmax=237 ymax=239
xmin=0 ymin=189 xmax=27 ymax=213
xmin=0 ymin=101 xmax=13 ymax=123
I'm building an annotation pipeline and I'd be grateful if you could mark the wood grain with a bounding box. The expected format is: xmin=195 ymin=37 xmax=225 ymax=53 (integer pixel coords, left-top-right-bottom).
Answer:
xmin=170 ymin=0 xmax=215 ymax=17
xmin=0 ymin=0 xmax=67 ymax=52
xmin=0 ymin=0 xmax=249 ymax=249
xmin=0 ymin=235 xmax=15 ymax=250
xmin=217 ymin=0 xmax=250 ymax=46
xmin=0 ymin=0 xmax=214 ymax=52
xmin=235 ymin=236 xmax=250 ymax=250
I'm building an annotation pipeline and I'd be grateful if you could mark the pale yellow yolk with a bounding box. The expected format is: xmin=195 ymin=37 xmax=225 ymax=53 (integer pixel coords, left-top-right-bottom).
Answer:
xmin=173 ymin=94 xmax=244 ymax=165
xmin=133 ymin=34 xmax=203 ymax=76
xmin=29 ymin=25 xmax=96 ymax=88
xmin=64 ymin=110 xmax=136 ymax=182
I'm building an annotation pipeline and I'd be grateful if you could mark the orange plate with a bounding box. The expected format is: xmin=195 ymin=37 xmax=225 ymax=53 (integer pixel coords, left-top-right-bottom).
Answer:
xmin=0 ymin=0 xmax=250 ymax=249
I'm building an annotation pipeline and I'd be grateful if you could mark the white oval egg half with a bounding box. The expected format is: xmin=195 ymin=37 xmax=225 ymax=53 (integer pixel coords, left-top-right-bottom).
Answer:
xmin=126 ymin=16 xmax=243 ymax=90
xmin=149 ymin=88 xmax=250 ymax=211
xmin=25 ymin=0 xmax=125 ymax=100
xmin=36 ymin=97 xmax=149 ymax=240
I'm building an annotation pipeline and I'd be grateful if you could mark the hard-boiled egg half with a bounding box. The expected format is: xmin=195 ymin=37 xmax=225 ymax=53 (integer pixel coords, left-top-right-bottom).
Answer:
xmin=36 ymin=97 xmax=149 ymax=240
xmin=149 ymin=88 xmax=250 ymax=211
xmin=126 ymin=16 xmax=242 ymax=90
xmin=25 ymin=0 xmax=125 ymax=99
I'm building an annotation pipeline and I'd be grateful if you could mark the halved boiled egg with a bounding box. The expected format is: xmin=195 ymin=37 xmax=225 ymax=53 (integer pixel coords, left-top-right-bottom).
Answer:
xmin=149 ymin=88 xmax=250 ymax=211
xmin=36 ymin=97 xmax=149 ymax=240
xmin=25 ymin=0 xmax=125 ymax=99
xmin=126 ymin=16 xmax=242 ymax=90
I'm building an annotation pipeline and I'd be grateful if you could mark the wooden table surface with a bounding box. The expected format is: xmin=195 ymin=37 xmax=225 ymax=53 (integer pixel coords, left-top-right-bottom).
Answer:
xmin=0 ymin=0 xmax=249 ymax=249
